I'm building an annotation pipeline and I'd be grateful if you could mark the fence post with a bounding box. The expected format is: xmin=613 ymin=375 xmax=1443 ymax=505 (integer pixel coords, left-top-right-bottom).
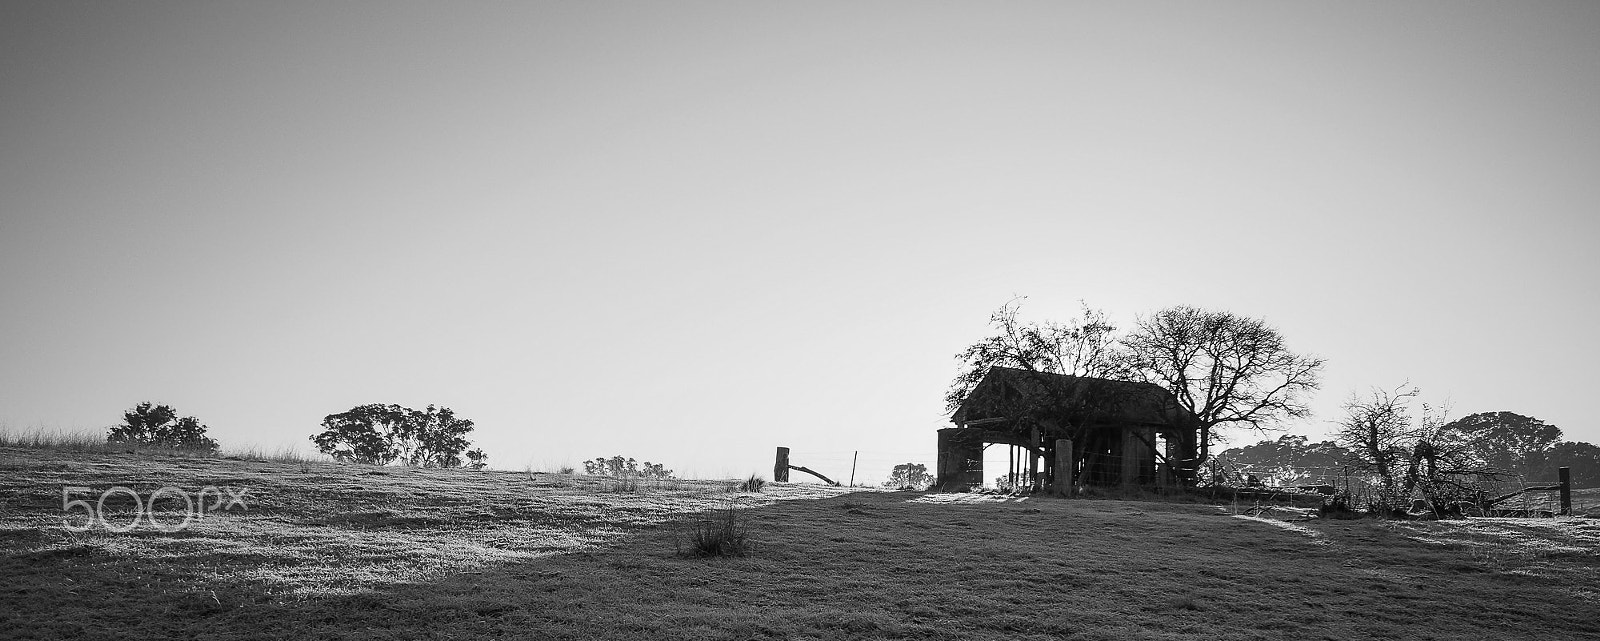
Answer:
xmin=774 ymin=447 xmax=790 ymax=483
xmin=1559 ymin=466 xmax=1572 ymax=516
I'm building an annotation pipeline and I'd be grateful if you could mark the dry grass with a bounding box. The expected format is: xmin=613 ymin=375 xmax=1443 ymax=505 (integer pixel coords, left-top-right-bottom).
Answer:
xmin=673 ymin=502 xmax=750 ymax=558
xmin=0 ymin=427 xmax=221 ymax=458
xmin=1 ymin=446 xmax=1596 ymax=640
xmin=0 ymin=427 xmax=123 ymax=452
xmin=219 ymin=445 xmax=328 ymax=465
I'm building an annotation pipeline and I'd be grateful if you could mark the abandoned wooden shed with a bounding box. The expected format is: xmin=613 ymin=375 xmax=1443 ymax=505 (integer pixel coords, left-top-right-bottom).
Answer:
xmin=938 ymin=366 xmax=1201 ymax=492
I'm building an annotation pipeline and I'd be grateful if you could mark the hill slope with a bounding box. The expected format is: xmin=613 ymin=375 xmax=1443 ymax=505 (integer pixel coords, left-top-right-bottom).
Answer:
xmin=1 ymin=448 xmax=1597 ymax=640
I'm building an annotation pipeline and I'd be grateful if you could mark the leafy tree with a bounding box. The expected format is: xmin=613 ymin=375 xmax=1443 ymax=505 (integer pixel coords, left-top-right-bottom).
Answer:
xmin=312 ymin=404 xmax=407 ymax=464
xmin=885 ymin=463 xmax=933 ymax=490
xmin=310 ymin=404 xmax=482 ymax=468
xmin=402 ymin=405 xmax=476 ymax=468
xmin=1543 ymin=441 xmax=1600 ymax=488
xmin=1444 ymin=411 xmax=1562 ymax=478
xmin=107 ymin=402 xmax=219 ymax=452
xmin=466 ymin=448 xmax=488 ymax=470
xmin=1120 ymin=306 xmax=1325 ymax=468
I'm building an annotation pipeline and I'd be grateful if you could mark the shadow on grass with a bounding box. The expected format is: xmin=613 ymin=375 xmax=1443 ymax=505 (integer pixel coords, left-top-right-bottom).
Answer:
xmin=4 ymin=448 xmax=1597 ymax=641
xmin=11 ymin=493 xmax=1600 ymax=641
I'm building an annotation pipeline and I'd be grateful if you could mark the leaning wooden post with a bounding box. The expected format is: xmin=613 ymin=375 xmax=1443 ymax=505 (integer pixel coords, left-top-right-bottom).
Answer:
xmin=1053 ymin=439 xmax=1074 ymax=496
xmin=774 ymin=447 xmax=790 ymax=483
xmin=1559 ymin=466 xmax=1572 ymax=516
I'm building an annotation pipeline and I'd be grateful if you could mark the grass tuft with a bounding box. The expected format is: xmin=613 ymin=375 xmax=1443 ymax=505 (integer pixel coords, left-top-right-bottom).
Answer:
xmin=674 ymin=503 xmax=750 ymax=558
xmin=740 ymin=475 xmax=766 ymax=493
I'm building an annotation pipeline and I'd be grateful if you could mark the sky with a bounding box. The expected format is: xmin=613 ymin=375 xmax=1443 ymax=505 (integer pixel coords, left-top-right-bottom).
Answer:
xmin=2 ymin=1 xmax=1597 ymax=483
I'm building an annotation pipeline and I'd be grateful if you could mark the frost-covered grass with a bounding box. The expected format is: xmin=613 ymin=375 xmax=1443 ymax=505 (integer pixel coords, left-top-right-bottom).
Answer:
xmin=1 ymin=447 xmax=1596 ymax=640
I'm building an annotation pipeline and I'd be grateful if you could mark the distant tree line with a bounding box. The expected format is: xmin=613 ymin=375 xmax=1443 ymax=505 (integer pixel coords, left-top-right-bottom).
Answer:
xmin=1216 ymin=408 xmax=1599 ymax=489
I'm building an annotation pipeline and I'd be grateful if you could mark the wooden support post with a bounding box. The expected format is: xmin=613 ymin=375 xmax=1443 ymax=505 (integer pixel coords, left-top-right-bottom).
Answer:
xmin=1054 ymin=438 xmax=1074 ymax=496
xmin=1559 ymin=466 xmax=1572 ymax=516
xmin=1120 ymin=429 xmax=1137 ymax=488
xmin=1008 ymin=444 xmax=1015 ymax=488
xmin=774 ymin=447 xmax=790 ymax=483
xmin=1029 ymin=427 xmax=1040 ymax=491
xmin=936 ymin=430 xmax=951 ymax=490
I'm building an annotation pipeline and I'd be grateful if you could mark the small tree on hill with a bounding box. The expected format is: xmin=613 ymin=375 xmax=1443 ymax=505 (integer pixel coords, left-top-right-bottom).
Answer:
xmin=466 ymin=448 xmax=488 ymax=470
xmin=311 ymin=404 xmax=483 ymax=468
xmin=312 ymin=404 xmax=407 ymax=464
xmin=107 ymin=402 xmax=219 ymax=452
xmin=885 ymin=463 xmax=933 ymax=490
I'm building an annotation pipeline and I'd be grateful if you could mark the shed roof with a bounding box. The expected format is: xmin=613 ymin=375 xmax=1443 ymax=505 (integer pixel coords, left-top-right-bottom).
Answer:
xmin=950 ymin=366 xmax=1192 ymax=430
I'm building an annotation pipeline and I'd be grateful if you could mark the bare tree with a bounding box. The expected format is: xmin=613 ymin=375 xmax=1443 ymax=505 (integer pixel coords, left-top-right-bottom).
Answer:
xmin=944 ymin=299 xmax=1120 ymax=413
xmin=1119 ymin=306 xmax=1324 ymax=469
xmin=1334 ymin=384 xmax=1420 ymax=498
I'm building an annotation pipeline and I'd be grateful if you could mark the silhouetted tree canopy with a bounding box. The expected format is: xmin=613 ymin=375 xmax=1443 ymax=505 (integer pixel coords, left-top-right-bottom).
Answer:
xmin=107 ymin=402 xmax=219 ymax=452
xmin=311 ymin=403 xmax=482 ymax=468
xmin=886 ymin=463 xmax=933 ymax=489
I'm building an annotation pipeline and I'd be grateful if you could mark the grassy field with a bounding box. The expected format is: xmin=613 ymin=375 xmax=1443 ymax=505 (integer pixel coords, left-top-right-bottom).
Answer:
xmin=1 ymin=447 xmax=1597 ymax=640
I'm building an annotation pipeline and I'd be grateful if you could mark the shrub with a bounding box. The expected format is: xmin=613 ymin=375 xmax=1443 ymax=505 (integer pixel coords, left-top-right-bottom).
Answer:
xmin=675 ymin=503 xmax=749 ymax=558
xmin=582 ymin=456 xmax=673 ymax=479
xmin=107 ymin=402 xmax=219 ymax=453
xmin=740 ymin=475 xmax=766 ymax=492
